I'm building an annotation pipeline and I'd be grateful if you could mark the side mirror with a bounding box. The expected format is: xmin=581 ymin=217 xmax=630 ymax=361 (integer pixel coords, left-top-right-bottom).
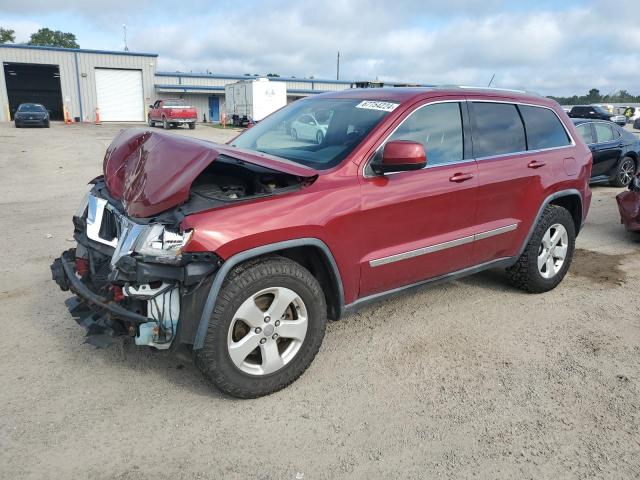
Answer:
xmin=149 ymin=105 xmax=155 ymax=109
xmin=372 ymin=140 xmax=426 ymax=175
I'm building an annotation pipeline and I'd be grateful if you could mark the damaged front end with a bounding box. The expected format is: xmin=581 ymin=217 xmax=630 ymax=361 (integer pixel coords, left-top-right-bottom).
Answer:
xmin=51 ymin=183 xmax=220 ymax=348
xmin=616 ymin=173 xmax=640 ymax=232
xmin=51 ymin=129 xmax=317 ymax=349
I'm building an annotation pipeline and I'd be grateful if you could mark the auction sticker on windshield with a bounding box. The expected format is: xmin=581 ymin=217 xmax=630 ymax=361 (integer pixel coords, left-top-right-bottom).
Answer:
xmin=355 ymin=100 xmax=400 ymax=112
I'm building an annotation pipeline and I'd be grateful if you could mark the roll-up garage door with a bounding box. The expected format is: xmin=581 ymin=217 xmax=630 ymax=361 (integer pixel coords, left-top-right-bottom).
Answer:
xmin=95 ymin=68 xmax=144 ymax=121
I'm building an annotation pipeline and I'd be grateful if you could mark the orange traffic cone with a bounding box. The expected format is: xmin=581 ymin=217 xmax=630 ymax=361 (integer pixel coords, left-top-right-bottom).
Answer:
xmin=94 ymin=107 xmax=101 ymax=125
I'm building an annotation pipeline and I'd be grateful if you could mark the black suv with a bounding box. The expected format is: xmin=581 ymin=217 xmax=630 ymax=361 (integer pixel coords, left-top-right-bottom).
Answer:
xmin=569 ymin=105 xmax=626 ymax=126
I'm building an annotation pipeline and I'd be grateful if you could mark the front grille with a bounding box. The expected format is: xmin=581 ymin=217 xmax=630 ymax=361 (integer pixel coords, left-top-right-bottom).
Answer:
xmin=99 ymin=208 xmax=119 ymax=242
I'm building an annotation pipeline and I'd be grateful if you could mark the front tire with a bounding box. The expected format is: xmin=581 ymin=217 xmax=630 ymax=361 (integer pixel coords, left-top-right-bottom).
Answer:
xmin=506 ymin=205 xmax=576 ymax=293
xmin=610 ymin=156 xmax=636 ymax=188
xmin=291 ymin=128 xmax=298 ymax=141
xmin=163 ymin=118 xmax=170 ymax=130
xmin=148 ymin=116 xmax=155 ymax=127
xmin=316 ymin=130 xmax=324 ymax=144
xmin=196 ymin=256 xmax=327 ymax=398
xmin=189 ymin=122 xmax=196 ymax=130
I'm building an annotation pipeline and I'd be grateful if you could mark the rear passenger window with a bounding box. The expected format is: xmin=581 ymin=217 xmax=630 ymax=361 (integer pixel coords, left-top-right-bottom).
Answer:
xmin=471 ymin=102 xmax=526 ymax=157
xmin=518 ymin=105 xmax=571 ymax=150
xmin=576 ymin=123 xmax=594 ymax=144
xmin=385 ymin=102 xmax=464 ymax=166
xmin=594 ymin=123 xmax=614 ymax=142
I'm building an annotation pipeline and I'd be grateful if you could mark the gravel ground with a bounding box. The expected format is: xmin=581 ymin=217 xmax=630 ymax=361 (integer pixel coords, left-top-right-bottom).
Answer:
xmin=1 ymin=121 xmax=639 ymax=479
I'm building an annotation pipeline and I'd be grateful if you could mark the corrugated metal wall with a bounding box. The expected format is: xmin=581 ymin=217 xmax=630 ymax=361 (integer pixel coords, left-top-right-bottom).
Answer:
xmin=0 ymin=46 xmax=156 ymax=122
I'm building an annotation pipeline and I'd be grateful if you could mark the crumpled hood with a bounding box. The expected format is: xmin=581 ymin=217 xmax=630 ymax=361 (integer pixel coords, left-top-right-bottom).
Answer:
xmin=103 ymin=129 xmax=317 ymax=218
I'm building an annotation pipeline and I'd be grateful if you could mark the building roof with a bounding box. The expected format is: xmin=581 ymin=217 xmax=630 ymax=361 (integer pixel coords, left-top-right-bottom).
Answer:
xmin=0 ymin=43 xmax=158 ymax=58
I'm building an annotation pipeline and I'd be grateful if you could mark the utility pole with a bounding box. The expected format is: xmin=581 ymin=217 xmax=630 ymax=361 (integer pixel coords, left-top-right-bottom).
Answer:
xmin=123 ymin=24 xmax=129 ymax=52
xmin=488 ymin=73 xmax=495 ymax=87
xmin=336 ymin=51 xmax=340 ymax=81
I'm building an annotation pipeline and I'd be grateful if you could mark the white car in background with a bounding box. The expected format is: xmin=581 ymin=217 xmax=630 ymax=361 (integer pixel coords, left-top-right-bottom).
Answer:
xmin=290 ymin=113 xmax=329 ymax=144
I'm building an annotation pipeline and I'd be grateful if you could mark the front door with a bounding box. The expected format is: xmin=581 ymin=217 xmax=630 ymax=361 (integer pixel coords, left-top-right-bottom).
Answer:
xmin=358 ymin=100 xmax=478 ymax=297
xmin=208 ymin=96 xmax=220 ymax=122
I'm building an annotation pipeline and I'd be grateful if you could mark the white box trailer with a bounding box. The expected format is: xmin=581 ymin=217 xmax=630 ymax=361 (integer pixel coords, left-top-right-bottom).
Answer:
xmin=224 ymin=78 xmax=287 ymax=126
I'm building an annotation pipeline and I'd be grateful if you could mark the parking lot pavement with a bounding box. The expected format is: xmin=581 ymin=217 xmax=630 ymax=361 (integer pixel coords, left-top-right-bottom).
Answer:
xmin=1 ymin=121 xmax=639 ymax=479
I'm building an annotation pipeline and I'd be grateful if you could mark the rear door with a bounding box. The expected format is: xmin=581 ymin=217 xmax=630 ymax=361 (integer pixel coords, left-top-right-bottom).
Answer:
xmin=590 ymin=121 xmax=622 ymax=176
xmin=470 ymin=101 xmax=573 ymax=264
xmin=358 ymin=99 xmax=478 ymax=296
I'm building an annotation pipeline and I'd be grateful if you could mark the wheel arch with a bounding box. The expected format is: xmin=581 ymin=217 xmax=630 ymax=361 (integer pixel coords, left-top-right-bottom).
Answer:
xmin=192 ymin=238 xmax=344 ymax=350
xmin=518 ymin=189 xmax=583 ymax=258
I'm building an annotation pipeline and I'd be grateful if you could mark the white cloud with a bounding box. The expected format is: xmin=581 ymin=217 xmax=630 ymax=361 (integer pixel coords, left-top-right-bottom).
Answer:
xmin=2 ymin=0 xmax=639 ymax=96
xmin=0 ymin=18 xmax=41 ymax=43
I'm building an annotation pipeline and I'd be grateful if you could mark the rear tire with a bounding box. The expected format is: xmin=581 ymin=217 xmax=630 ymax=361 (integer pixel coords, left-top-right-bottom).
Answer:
xmin=195 ymin=256 xmax=327 ymax=398
xmin=506 ymin=205 xmax=575 ymax=293
xmin=609 ymin=156 xmax=636 ymax=188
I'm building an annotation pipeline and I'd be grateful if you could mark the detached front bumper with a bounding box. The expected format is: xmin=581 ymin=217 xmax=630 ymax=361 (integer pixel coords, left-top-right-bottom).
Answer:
xmin=51 ymin=185 xmax=220 ymax=349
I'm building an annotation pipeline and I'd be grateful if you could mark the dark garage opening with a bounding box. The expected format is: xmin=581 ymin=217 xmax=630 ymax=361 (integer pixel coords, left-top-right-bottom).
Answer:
xmin=3 ymin=62 xmax=64 ymax=120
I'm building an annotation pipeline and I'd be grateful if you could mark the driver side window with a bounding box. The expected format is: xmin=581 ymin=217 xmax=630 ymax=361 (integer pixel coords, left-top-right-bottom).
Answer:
xmin=385 ymin=102 xmax=464 ymax=166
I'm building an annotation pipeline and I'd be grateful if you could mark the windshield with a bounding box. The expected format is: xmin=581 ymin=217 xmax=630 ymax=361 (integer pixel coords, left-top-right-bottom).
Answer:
xmin=231 ymin=97 xmax=397 ymax=169
xmin=593 ymin=106 xmax=609 ymax=115
xmin=18 ymin=104 xmax=45 ymax=112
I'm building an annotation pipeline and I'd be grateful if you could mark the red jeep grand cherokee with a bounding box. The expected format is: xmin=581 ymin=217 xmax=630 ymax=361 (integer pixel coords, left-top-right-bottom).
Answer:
xmin=52 ymin=87 xmax=592 ymax=398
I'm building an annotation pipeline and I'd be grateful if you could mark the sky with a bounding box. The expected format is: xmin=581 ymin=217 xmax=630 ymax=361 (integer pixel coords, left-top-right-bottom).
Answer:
xmin=0 ymin=0 xmax=638 ymax=96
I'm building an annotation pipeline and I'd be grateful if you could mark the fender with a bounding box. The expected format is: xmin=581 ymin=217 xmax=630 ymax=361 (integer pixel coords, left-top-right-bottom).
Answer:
xmin=192 ymin=238 xmax=344 ymax=349
xmin=517 ymin=188 xmax=583 ymax=258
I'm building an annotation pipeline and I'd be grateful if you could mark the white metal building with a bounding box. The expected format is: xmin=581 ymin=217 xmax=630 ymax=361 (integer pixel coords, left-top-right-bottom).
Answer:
xmin=1 ymin=44 xmax=423 ymax=123
xmin=0 ymin=44 xmax=157 ymax=122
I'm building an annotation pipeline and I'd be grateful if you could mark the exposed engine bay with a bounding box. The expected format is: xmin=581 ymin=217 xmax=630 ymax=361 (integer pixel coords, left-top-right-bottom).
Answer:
xmin=190 ymin=155 xmax=302 ymax=201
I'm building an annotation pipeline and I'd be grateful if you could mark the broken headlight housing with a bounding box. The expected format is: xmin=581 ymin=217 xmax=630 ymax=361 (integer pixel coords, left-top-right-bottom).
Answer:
xmin=134 ymin=225 xmax=193 ymax=258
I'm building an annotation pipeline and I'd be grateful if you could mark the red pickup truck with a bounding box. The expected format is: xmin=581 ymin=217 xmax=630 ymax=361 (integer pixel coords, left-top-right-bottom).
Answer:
xmin=148 ymin=99 xmax=197 ymax=130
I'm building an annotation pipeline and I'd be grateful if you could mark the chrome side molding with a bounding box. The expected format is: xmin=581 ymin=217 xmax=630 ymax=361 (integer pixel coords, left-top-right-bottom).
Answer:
xmin=369 ymin=223 xmax=518 ymax=267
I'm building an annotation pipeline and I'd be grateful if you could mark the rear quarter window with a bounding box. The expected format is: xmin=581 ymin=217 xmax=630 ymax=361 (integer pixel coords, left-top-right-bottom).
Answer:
xmin=471 ymin=102 xmax=526 ymax=157
xmin=518 ymin=105 xmax=571 ymax=150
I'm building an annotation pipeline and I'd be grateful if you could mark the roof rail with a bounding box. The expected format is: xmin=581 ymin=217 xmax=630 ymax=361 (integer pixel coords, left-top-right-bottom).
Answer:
xmin=438 ymin=85 xmax=540 ymax=96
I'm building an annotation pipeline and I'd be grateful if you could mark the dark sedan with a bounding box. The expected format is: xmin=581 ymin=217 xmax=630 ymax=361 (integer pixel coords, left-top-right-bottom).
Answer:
xmin=572 ymin=118 xmax=639 ymax=187
xmin=634 ymin=118 xmax=640 ymax=130
xmin=14 ymin=103 xmax=50 ymax=128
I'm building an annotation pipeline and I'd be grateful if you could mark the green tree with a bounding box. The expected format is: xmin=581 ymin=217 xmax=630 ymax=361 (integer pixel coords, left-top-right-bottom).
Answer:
xmin=585 ymin=88 xmax=601 ymax=103
xmin=27 ymin=28 xmax=79 ymax=48
xmin=0 ymin=27 xmax=15 ymax=43
xmin=266 ymin=73 xmax=280 ymax=77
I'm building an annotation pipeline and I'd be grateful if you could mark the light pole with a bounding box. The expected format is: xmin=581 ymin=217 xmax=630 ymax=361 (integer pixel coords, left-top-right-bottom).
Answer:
xmin=123 ymin=24 xmax=129 ymax=52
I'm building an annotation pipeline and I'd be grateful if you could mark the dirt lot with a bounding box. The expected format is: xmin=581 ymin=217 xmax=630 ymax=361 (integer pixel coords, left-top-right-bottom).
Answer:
xmin=1 ymin=121 xmax=639 ymax=479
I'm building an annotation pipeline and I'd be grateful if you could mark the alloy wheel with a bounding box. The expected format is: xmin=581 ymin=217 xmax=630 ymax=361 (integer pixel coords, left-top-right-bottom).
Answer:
xmin=537 ymin=223 xmax=568 ymax=279
xmin=227 ymin=287 xmax=308 ymax=376
xmin=620 ymin=159 xmax=635 ymax=186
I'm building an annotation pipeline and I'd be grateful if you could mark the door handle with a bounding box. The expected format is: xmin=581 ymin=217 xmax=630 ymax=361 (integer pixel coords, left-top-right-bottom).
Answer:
xmin=449 ymin=172 xmax=474 ymax=182
xmin=528 ymin=160 xmax=546 ymax=169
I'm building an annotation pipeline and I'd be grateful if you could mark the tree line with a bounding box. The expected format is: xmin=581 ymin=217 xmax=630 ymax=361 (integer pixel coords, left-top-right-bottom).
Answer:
xmin=0 ymin=27 xmax=79 ymax=48
xmin=548 ymin=88 xmax=640 ymax=105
